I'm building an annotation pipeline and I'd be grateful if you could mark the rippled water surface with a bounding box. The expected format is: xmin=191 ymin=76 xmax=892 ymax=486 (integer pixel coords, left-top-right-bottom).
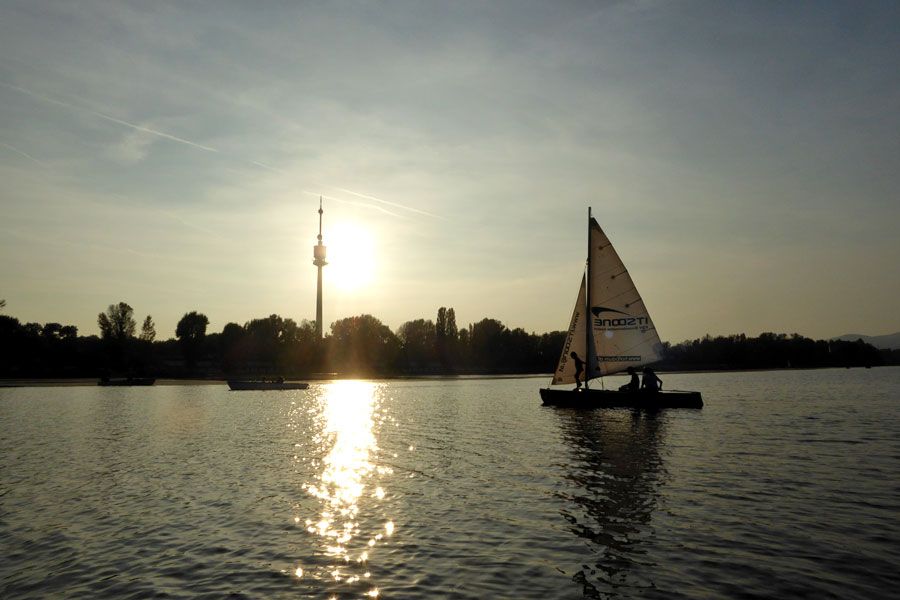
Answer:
xmin=2 ymin=368 xmax=899 ymax=599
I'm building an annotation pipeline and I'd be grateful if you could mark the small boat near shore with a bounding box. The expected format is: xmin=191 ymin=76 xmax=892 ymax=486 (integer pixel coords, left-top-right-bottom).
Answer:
xmin=227 ymin=379 xmax=310 ymax=391
xmin=540 ymin=208 xmax=703 ymax=409
xmin=98 ymin=377 xmax=156 ymax=386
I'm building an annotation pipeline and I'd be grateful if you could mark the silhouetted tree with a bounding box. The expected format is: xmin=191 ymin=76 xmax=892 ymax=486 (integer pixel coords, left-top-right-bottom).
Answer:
xmin=435 ymin=306 xmax=460 ymax=370
xmin=397 ymin=318 xmax=437 ymax=372
xmin=329 ymin=314 xmax=400 ymax=375
xmin=243 ymin=314 xmax=289 ymax=371
xmin=457 ymin=327 xmax=471 ymax=369
xmin=506 ymin=327 xmax=539 ymax=372
xmin=176 ymin=311 xmax=209 ymax=371
xmin=436 ymin=307 xmax=448 ymax=338
xmin=469 ymin=318 xmax=508 ymax=372
xmin=0 ymin=315 xmax=26 ymax=375
xmin=219 ymin=322 xmax=246 ymax=373
xmin=140 ymin=315 xmax=156 ymax=342
xmin=97 ymin=302 xmax=137 ymax=373
xmin=215 ymin=316 xmax=320 ymax=376
xmin=537 ymin=331 xmax=568 ymax=371
xmin=283 ymin=318 xmax=320 ymax=373
xmin=42 ymin=323 xmax=63 ymax=339
xmin=98 ymin=302 xmax=136 ymax=341
xmin=446 ymin=308 xmax=458 ymax=338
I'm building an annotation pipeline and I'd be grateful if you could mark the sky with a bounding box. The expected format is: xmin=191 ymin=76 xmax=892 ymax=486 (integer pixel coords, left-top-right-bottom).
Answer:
xmin=1 ymin=0 xmax=898 ymax=343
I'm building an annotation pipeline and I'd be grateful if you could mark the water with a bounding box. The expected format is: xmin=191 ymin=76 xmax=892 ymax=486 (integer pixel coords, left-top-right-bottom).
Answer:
xmin=1 ymin=368 xmax=899 ymax=599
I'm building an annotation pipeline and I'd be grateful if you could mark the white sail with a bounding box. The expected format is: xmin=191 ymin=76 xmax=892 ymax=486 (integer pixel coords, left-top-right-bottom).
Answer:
xmin=551 ymin=275 xmax=587 ymax=385
xmin=549 ymin=216 xmax=664 ymax=385
xmin=587 ymin=218 xmax=663 ymax=376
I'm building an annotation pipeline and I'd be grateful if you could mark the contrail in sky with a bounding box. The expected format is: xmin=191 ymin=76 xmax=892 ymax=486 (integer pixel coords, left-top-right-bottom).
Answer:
xmin=305 ymin=191 xmax=404 ymax=219
xmin=88 ymin=110 xmax=219 ymax=153
xmin=334 ymin=187 xmax=441 ymax=219
xmin=155 ymin=208 xmax=228 ymax=240
xmin=257 ymin=165 xmax=438 ymax=219
xmin=0 ymin=141 xmax=47 ymax=167
xmin=251 ymin=160 xmax=284 ymax=173
xmin=0 ymin=81 xmax=219 ymax=153
xmin=257 ymin=164 xmax=430 ymax=218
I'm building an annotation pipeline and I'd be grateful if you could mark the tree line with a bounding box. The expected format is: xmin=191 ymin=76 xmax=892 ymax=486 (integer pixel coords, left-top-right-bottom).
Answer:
xmin=0 ymin=302 xmax=567 ymax=378
xmin=659 ymin=333 xmax=892 ymax=371
xmin=0 ymin=299 xmax=895 ymax=379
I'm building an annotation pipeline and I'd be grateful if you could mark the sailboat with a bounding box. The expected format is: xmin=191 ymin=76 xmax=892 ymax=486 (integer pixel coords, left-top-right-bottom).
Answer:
xmin=540 ymin=209 xmax=702 ymax=409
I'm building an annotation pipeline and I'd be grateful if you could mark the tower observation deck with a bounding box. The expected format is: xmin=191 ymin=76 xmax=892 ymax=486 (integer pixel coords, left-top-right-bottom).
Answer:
xmin=313 ymin=197 xmax=327 ymax=339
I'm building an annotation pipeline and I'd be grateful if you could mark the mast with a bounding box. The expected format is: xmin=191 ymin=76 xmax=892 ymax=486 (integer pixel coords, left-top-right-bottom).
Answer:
xmin=585 ymin=206 xmax=591 ymax=390
xmin=313 ymin=197 xmax=327 ymax=339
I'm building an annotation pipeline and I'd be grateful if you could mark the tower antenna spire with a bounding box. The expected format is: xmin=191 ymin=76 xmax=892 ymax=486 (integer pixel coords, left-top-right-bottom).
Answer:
xmin=317 ymin=196 xmax=323 ymax=242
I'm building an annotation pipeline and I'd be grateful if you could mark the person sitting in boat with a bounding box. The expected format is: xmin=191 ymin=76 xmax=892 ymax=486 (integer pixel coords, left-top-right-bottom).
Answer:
xmin=619 ymin=367 xmax=639 ymax=392
xmin=641 ymin=367 xmax=663 ymax=392
xmin=570 ymin=352 xmax=585 ymax=389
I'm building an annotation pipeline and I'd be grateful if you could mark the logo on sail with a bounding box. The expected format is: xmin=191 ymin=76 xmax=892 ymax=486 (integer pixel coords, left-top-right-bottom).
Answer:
xmin=590 ymin=306 xmax=652 ymax=332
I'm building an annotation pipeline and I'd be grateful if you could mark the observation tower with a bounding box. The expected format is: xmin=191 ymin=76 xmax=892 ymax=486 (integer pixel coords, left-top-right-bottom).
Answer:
xmin=312 ymin=197 xmax=327 ymax=339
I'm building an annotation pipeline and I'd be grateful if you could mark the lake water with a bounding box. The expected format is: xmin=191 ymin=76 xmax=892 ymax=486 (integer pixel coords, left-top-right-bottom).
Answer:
xmin=2 ymin=368 xmax=899 ymax=599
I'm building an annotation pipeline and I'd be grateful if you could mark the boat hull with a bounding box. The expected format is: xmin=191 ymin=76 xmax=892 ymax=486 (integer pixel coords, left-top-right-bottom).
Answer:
xmin=227 ymin=380 xmax=310 ymax=391
xmin=540 ymin=387 xmax=702 ymax=409
xmin=98 ymin=378 xmax=156 ymax=386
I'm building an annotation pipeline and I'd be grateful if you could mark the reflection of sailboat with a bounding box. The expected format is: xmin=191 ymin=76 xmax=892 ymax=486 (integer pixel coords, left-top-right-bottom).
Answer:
xmin=555 ymin=409 xmax=666 ymax=596
xmin=540 ymin=209 xmax=702 ymax=408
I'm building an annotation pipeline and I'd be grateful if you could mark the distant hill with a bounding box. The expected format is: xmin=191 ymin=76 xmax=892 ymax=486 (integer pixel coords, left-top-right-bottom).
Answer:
xmin=833 ymin=332 xmax=900 ymax=350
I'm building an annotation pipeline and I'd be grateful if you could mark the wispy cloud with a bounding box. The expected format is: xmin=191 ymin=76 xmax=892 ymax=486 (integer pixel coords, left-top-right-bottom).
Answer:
xmin=2 ymin=226 xmax=156 ymax=259
xmin=109 ymin=128 xmax=157 ymax=164
xmin=153 ymin=207 xmax=228 ymax=240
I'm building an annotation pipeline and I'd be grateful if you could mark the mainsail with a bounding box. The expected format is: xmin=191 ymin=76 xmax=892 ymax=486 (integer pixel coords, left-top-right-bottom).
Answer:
xmin=551 ymin=217 xmax=663 ymax=385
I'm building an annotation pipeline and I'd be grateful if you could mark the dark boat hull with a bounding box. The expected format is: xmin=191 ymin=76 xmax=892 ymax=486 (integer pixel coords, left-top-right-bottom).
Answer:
xmin=540 ymin=387 xmax=702 ymax=409
xmin=98 ymin=378 xmax=156 ymax=386
xmin=227 ymin=380 xmax=310 ymax=391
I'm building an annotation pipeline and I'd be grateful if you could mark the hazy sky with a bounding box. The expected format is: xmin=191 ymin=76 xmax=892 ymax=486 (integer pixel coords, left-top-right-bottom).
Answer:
xmin=1 ymin=1 xmax=898 ymax=343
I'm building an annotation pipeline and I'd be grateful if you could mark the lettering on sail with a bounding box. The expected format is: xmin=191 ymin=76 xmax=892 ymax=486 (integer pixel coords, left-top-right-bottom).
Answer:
xmin=557 ymin=309 xmax=579 ymax=375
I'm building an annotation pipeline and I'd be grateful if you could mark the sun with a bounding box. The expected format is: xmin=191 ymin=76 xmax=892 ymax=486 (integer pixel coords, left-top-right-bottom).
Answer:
xmin=326 ymin=222 xmax=377 ymax=291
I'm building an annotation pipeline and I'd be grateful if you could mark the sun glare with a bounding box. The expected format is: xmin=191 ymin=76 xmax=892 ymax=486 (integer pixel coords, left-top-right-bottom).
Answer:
xmin=327 ymin=223 xmax=377 ymax=291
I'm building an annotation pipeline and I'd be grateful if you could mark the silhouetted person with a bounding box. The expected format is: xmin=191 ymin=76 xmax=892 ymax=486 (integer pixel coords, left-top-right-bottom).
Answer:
xmin=570 ymin=351 xmax=585 ymax=389
xmin=641 ymin=367 xmax=662 ymax=392
xmin=619 ymin=367 xmax=639 ymax=392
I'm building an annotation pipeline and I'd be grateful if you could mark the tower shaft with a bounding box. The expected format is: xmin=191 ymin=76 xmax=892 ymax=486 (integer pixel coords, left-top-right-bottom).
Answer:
xmin=316 ymin=268 xmax=323 ymax=338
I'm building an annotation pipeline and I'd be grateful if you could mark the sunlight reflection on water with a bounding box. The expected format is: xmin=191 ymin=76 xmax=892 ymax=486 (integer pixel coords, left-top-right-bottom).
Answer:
xmin=299 ymin=381 xmax=392 ymax=593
